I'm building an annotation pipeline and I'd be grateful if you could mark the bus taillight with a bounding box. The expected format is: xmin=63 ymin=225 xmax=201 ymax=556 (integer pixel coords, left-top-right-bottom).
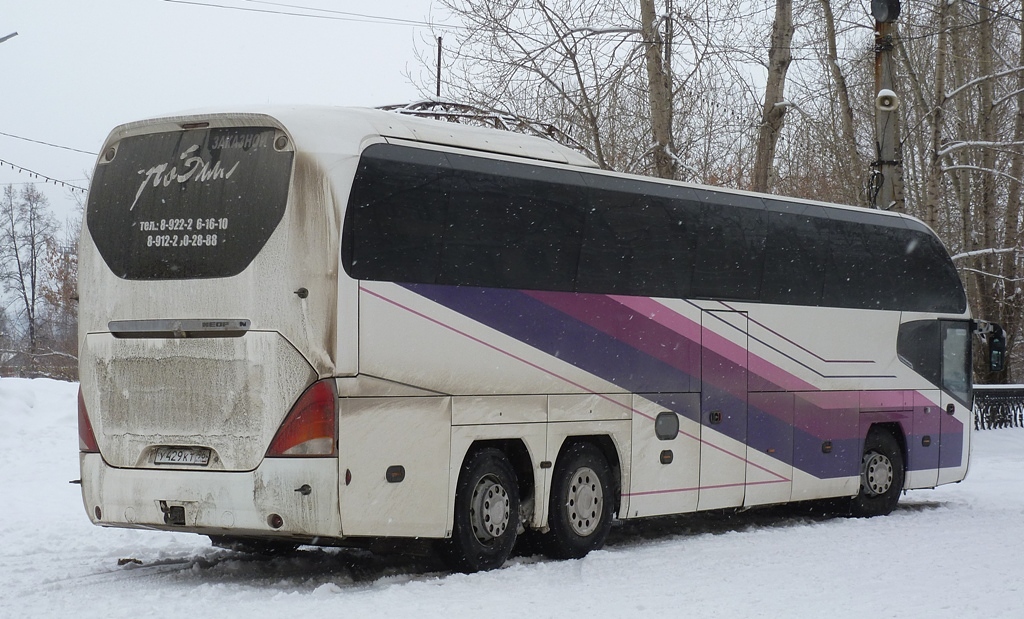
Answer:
xmin=78 ymin=387 xmax=99 ymax=453
xmin=266 ymin=379 xmax=338 ymax=457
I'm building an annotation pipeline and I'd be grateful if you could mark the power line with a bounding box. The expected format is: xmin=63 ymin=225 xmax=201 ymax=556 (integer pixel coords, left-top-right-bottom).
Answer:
xmin=161 ymin=0 xmax=460 ymax=30
xmin=0 ymin=159 xmax=87 ymax=193
xmin=162 ymin=0 xmax=879 ymax=59
xmin=0 ymin=131 xmax=97 ymax=156
xmin=242 ymin=0 xmax=443 ymax=28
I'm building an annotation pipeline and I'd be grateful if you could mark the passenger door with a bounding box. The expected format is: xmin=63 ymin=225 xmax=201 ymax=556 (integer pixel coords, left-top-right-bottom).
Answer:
xmin=937 ymin=320 xmax=973 ymax=485
xmin=698 ymin=310 xmax=748 ymax=510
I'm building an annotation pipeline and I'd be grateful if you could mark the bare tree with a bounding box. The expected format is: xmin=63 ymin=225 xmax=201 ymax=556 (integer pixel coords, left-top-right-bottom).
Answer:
xmin=897 ymin=0 xmax=1024 ymax=381
xmin=0 ymin=184 xmax=58 ymax=377
xmin=36 ymin=218 xmax=80 ymax=380
xmin=817 ymin=0 xmax=864 ymax=202
xmin=425 ymin=0 xmax=745 ymax=178
xmin=0 ymin=306 xmax=14 ymax=373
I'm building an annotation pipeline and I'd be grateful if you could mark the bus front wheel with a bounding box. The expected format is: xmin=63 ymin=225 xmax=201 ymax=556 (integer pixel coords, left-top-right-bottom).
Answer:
xmin=849 ymin=429 xmax=905 ymax=518
xmin=541 ymin=442 xmax=614 ymax=560
xmin=438 ymin=448 xmax=520 ymax=573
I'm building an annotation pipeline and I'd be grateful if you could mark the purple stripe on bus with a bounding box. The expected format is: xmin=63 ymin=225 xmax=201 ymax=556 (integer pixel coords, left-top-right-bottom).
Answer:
xmin=610 ymin=296 xmax=702 ymax=341
xmin=747 ymin=402 xmax=793 ymax=464
xmin=615 ymin=296 xmax=814 ymax=392
xmin=526 ymin=291 xmax=769 ymax=426
xmin=939 ymin=432 xmax=964 ymax=468
xmin=404 ymin=284 xmax=694 ymax=393
xmin=524 ymin=290 xmax=702 ymax=390
xmin=398 ymin=284 xmax=964 ymax=478
xmin=793 ymin=435 xmax=861 ymax=478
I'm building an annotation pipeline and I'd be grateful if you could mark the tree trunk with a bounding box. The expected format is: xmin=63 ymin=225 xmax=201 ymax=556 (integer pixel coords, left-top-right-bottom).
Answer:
xmin=640 ymin=0 xmax=676 ymax=179
xmin=922 ymin=0 xmax=950 ymax=233
xmin=998 ymin=0 xmax=1024 ymax=382
xmin=752 ymin=0 xmax=794 ymax=193
xmin=818 ymin=0 xmax=860 ymax=202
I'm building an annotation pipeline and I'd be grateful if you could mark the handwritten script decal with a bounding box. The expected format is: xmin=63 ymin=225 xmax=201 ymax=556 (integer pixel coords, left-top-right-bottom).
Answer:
xmin=130 ymin=145 xmax=240 ymax=211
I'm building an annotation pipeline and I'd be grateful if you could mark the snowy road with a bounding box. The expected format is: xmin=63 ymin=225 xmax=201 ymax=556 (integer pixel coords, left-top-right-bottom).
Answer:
xmin=2 ymin=378 xmax=1022 ymax=618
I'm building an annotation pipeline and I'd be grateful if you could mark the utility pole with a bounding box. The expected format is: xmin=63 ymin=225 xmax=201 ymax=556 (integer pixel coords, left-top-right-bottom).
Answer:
xmin=870 ymin=1 xmax=902 ymax=210
xmin=0 ymin=32 xmax=18 ymax=45
xmin=436 ymin=37 xmax=442 ymax=99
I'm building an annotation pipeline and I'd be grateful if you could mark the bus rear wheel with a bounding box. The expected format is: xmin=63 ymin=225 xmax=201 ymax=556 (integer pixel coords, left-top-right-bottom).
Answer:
xmin=438 ymin=448 xmax=520 ymax=573
xmin=849 ymin=429 xmax=905 ymax=518
xmin=541 ymin=442 xmax=614 ymax=560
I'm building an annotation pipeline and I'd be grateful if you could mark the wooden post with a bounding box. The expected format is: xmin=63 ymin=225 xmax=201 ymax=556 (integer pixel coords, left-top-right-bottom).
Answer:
xmin=872 ymin=7 xmax=903 ymax=210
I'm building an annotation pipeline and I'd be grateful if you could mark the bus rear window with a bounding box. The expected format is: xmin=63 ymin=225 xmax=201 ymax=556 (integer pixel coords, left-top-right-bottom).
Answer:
xmin=87 ymin=126 xmax=293 ymax=280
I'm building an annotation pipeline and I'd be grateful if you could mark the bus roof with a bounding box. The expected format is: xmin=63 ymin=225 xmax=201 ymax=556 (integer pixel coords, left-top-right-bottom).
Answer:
xmin=107 ymin=105 xmax=600 ymax=169
xmin=104 ymin=104 xmax=934 ymax=238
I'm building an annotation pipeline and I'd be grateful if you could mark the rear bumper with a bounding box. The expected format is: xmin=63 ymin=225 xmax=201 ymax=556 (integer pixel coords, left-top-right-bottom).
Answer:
xmin=80 ymin=453 xmax=342 ymax=540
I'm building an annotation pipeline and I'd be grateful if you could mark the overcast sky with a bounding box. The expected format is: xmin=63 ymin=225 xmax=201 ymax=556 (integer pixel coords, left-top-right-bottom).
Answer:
xmin=0 ymin=0 xmax=446 ymax=223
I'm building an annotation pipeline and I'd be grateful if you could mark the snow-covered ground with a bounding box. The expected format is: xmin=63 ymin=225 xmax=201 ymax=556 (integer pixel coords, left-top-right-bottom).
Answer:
xmin=2 ymin=377 xmax=1022 ymax=618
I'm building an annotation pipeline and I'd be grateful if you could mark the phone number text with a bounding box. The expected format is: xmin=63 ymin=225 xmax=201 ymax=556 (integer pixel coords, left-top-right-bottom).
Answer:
xmin=146 ymin=234 xmax=220 ymax=248
xmin=138 ymin=218 xmax=229 ymax=232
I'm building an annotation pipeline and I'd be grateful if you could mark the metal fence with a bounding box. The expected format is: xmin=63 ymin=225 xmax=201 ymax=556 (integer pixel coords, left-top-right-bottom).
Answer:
xmin=974 ymin=386 xmax=1024 ymax=430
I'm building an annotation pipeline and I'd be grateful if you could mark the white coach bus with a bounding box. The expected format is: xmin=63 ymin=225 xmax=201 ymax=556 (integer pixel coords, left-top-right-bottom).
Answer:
xmin=78 ymin=106 xmax=1003 ymax=572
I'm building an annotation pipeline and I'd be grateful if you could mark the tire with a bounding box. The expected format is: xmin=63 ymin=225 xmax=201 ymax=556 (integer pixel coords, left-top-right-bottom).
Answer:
xmin=541 ymin=442 xmax=614 ymax=560
xmin=849 ymin=429 xmax=905 ymax=518
xmin=437 ymin=448 xmax=520 ymax=573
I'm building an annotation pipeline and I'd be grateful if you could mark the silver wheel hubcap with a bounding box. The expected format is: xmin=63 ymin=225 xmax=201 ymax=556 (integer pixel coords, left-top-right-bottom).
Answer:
xmin=861 ymin=451 xmax=894 ymax=496
xmin=566 ymin=466 xmax=603 ymax=537
xmin=470 ymin=475 xmax=510 ymax=543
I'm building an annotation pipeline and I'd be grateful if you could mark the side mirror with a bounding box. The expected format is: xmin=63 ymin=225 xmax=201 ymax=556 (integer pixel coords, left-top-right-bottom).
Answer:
xmin=975 ymin=320 xmax=1006 ymax=373
xmin=989 ymin=324 xmax=1006 ymax=373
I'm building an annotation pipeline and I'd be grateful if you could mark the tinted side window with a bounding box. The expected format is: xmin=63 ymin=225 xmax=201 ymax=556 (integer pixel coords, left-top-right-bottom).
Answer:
xmin=822 ymin=212 xmax=967 ymax=313
xmin=343 ymin=143 xmax=588 ymax=291
xmin=691 ymin=190 xmax=767 ymax=300
xmin=901 ymin=229 xmax=967 ymax=314
xmin=343 ymin=146 xmax=450 ymax=284
xmin=440 ymin=154 xmax=587 ymax=290
xmin=823 ymin=212 xmax=909 ymax=310
xmin=578 ymin=176 xmax=698 ymax=297
xmin=762 ymin=201 xmax=829 ymax=306
xmin=343 ymin=144 xmax=966 ymax=313
xmin=897 ymin=320 xmax=941 ymax=386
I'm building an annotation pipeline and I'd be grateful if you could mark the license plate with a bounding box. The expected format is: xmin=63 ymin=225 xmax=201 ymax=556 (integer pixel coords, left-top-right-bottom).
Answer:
xmin=154 ymin=446 xmax=211 ymax=466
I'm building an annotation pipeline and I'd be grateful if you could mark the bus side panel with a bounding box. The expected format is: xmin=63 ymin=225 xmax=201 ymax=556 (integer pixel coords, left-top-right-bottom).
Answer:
xmin=906 ymin=390 xmax=942 ymax=488
xmin=745 ymin=392 xmax=794 ymax=507
xmin=452 ymin=395 xmax=547 ymax=426
xmin=937 ymin=389 xmax=971 ymax=485
xmin=337 ymin=396 xmax=452 ymax=538
xmin=358 ymin=282 xmax=626 ymax=397
xmin=791 ymin=391 xmax=860 ymax=501
xmin=625 ymin=394 xmax=700 ymax=518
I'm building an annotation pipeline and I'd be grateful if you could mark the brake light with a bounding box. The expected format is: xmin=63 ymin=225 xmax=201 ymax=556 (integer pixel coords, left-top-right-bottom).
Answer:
xmin=78 ymin=387 xmax=99 ymax=453
xmin=266 ymin=379 xmax=338 ymax=457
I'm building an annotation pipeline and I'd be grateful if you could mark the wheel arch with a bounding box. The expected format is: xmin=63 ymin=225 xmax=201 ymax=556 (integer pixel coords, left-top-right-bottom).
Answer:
xmin=461 ymin=439 xmax=536 ymax=513
xmin=866 ymin=421 xmax=908 ymax=471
